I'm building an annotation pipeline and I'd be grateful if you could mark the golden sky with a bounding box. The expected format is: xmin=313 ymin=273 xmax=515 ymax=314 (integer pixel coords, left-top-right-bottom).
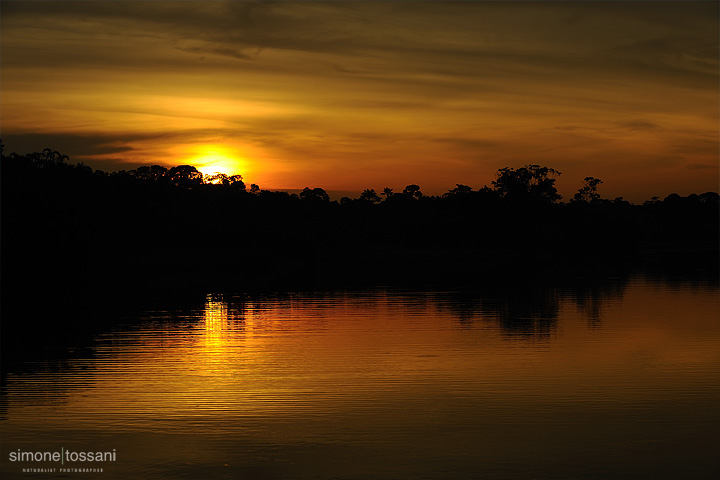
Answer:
xmin=1 ymin=1 xmax=718 ymax=201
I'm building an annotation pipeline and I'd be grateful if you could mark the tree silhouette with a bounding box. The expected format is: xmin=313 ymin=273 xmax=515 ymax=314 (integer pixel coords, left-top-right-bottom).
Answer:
xmin=130 ymin=165 xmax=168 ymax=182
xmin=572 ymin=177 xmax=603 ymax=203
xmin=3 ymin=144 xmax=717 ymax=303
xmin=492 ymin=165 xmax=561 ymax=204
xmin=227 ymin=175 xmax=246 ymax=191
xmin=26 ymin=148 xmax=70 ymax=168
xmin=698 ymin=192 xmax=720 ymax=204
xmin=300 ymin=187 xmax=330 ymax=202
xmin=168 ymin=165 xmax=203 ymax=188
xmin=359 ymin=188 xmax=381 ymax=203
xmin=402 ymin=184 xmax=423 ymax=199
xmin=443 ymin=184 xmax=473 ymax=198
xmin=204 ymin=173 xmax=230 ymax=185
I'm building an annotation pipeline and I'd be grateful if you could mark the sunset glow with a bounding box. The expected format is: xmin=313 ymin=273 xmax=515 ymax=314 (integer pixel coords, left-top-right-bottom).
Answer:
xmin=2 ymin=4 xmax=718 ymax=479
xmin=185 ymin=145 xmax=245 ymax=177
xmin=1 ymin=1 xmax=717 ymax=201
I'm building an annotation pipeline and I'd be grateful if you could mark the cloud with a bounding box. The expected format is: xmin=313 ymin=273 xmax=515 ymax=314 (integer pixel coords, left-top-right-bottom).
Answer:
xmin=174 ymin=42 xmax=254 ymax=61
xmin=1 ymin=1 xmax=717 ymax=201
xmin=2 ymin=133 xmax=133 ymax=157
xmin=686 ymin=163 xmax=720 ymax=170
xmin=620 ymin=121 xmax=660 ymax=131
xmin=433 ymin=137 xmax=500 ymax=150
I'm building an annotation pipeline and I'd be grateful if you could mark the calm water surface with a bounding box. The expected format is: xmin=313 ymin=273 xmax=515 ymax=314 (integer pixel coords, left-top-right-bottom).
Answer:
xmin=2 ymin=275 xmax=719 ymax=479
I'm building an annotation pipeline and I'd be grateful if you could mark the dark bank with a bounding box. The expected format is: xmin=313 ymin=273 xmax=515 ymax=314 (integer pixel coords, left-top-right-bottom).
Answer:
xmin=2 ymin=146 xmax=719 ymax=480
xmin=1 ymin=145 xmax=717 ymax=355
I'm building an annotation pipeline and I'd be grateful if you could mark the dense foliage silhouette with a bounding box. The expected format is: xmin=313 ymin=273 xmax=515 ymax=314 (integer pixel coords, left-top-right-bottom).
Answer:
xmin=1 ymin=142 xmax=717 ymax=368
xmin=1 ymin=143 xmax=717 ymax=301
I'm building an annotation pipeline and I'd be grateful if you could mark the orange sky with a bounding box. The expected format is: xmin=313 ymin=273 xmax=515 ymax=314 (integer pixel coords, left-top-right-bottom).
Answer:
xmin=1 ymin=1 xmax=718 ymax=201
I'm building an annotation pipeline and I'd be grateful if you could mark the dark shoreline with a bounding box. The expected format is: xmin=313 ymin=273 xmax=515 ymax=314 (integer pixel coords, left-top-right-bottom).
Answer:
xmin=2 ymin=150 xmax=718 ymax=371
xmin=3 ymin=243 xmax=716 ymax=320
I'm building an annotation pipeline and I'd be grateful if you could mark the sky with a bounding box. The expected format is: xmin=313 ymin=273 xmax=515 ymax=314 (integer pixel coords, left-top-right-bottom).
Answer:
xmin=1 ymin=0 xmax=718 ymax=201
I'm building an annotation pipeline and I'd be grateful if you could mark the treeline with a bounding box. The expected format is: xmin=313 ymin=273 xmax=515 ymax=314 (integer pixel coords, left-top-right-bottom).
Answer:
xmin=2 ymin=146 xmax=718 ymax=299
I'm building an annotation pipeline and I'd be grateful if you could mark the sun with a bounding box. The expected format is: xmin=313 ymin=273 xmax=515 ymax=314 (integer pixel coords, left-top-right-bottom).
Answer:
xmin=186 ymin=145 xmax=245 ymax=177
xmin=198 ymin=162 xmax=230 ymax=176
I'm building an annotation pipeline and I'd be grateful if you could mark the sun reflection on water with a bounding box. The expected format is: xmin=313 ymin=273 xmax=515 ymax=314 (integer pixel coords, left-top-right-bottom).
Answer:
xmin=201 ymin=294 xmax=244 ymax=358
xmin=204 ymin=293 xmax=227 ymax=328
xmin=1 ymin=281 xmax=719 ymax=480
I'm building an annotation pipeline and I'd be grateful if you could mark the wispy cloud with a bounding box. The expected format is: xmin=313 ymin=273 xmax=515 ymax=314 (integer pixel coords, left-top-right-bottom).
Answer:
xmin=1 ymin=1 xmax=717 ymax=201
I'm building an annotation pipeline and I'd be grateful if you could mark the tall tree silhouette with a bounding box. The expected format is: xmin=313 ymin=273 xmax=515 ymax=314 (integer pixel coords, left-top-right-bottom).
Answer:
xmin=572 ymin=177 xmax=603 ymax=203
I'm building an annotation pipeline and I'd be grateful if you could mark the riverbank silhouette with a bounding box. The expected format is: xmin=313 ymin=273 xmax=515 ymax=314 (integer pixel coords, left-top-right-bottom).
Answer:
xmin=2 ymin=145 xmax=717 ymax=298
xmin=1 ymin=144 xmax=717 ymax=370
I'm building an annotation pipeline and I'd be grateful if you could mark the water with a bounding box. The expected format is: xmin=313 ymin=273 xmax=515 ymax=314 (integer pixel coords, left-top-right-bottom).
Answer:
xmin=2 ymin=275 xmax=719 ymax=479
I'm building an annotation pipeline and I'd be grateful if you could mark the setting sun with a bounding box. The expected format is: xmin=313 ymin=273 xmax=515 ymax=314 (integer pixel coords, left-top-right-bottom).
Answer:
xmin=185 ymin=145 xmax=246 ymax=177
xmin=1 ymin=2 xmax=718 ymax=479
xmin=3 ymin=2 xmax=717 ymax=200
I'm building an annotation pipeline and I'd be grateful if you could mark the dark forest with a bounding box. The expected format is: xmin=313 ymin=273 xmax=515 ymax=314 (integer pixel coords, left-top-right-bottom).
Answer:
xmin=1 ymin=143 xmax=718 ymax=369
xmin=2 ymin=145 xmax=717 ymax=298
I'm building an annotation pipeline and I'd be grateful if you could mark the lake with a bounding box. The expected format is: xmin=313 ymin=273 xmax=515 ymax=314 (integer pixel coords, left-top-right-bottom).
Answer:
xmin=1 ymin=274 xmax=719 ymax=479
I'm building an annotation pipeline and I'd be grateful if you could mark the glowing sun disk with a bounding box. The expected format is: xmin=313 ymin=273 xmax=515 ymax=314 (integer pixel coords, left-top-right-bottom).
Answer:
xmin=188 ymin=146 xmax=244 ymax=177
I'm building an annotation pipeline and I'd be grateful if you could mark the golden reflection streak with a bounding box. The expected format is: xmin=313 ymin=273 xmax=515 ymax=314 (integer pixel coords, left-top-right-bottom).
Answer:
xmin=201 ymin=294 xmax=248 ymax=362
xmin=203 ymin=294 xmax=229 ymax=353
